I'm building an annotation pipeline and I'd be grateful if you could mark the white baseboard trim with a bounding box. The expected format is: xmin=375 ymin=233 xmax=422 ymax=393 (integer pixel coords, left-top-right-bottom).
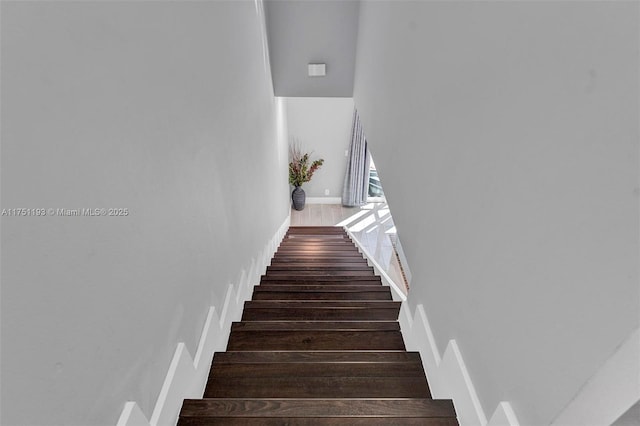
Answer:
xmin=489 ymin=402 xmax=521 ymax=426
xmin=550 ymin=327 xmax=640 ymax=426
xmin=347 ymin=226 xmax=517 ymax=425
xmin=117 ymin=402 xmax=149 ymax=426
xmin=305 ymin=196 xmax=341 ymax=204
xmin=400 ymin=303 xmax=520 ymax=426
xmin=116 ymin=216 xmax=290 ymax=426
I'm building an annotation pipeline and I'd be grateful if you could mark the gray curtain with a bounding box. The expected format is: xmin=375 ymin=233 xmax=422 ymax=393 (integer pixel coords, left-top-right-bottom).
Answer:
xmin=342 ymin=108 xmax=370 ymax=207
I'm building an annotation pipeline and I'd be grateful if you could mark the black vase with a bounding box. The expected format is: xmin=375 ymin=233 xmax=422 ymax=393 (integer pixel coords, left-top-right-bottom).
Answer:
xmin=292 ymin=186 xmax=306 ymax=211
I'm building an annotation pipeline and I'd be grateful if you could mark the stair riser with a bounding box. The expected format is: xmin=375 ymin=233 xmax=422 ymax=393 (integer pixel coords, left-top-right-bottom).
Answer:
xmin=270 ymin=261 xmax=370 ymax=266
xmin=259 ymin=280 xmax=383 ymax=286
xmin=279 ymin=242 xmax=358 ymax=246
xmin=179 ymin=418 xmax=458 ymax=425
xmin=266 ymin=267 xmax=374 ymax=273
xmin=213 ymin=351 xmax=422 ymax=363
xmin=254 ymin=285 xmax=385 ymax=291
xmin=277 ymin=249 xmax=360 ymax=254
xmin=280 ymin=240 xmax=354 ymax=245
xmin=252 ymin=292 xmax=391 ymax=300
xmin=271 ymin=258 xmax=366 ymax=262
xmin=279 ymin=245 xmax=357 ymax=250
xmin=275 ymin=250 xmax=362 ymax=255
xmin=180 ymin=398 xmax=456 ymax=418
xmin=261 ymin=277 xmax=382 ymax=283
xmin=209 ymin=362 xmax=425 ymax=378
xmin=226 ymin=331 xmax=406 ymax=351
xmin=230 ymin=321 xmax=400 ymax=331
xmin=244 ymin=301 xmax=400 ymax=308
xmin=286 ymin=229 xmax=347 ymax=233
xmin=283 ymin=239 xmax=351 ymax=243
xmin=271 ymin=257 xmax=366 ymax=262
xmin=204 ymin=377 xmax=431 ymax=398
xmin=275 ymin=250 xmax=361 ymax=255
xmin=264 ymin=273 xmax=377 ymax=279
xmin=241 ymin=309 xmax=400 ymax=321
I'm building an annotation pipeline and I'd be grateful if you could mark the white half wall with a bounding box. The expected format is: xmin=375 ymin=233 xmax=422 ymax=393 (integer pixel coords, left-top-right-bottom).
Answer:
xmin=354 ymin=2 xmax=639 ymax=425
xmin=1 ymin=2 xmax=289 ymax=425
xmin=285 ymin=97 xmax=354 ymax=198
xmin=551 ymin=328 xmax=640 ymax=426
xmin=117 ymin=218 xmax=290 ymax=426
xmin=399 ymin=302 xmax=521 ymax=426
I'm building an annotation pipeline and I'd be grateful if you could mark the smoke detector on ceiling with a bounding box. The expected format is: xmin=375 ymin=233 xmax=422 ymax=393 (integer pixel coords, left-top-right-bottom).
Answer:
xmin=308 ymin=63 xmax=326 ymax=77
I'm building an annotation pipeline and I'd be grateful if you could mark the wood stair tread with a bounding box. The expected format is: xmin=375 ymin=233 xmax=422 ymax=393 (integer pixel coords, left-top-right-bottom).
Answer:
xmin=281 ymin=241 xmax=352 ymax=245
xmin=264 ymin=272 xmax=375 ymax=278
xmin=242 ymin=302 xmax=401 ymax=321
xmin=178 ymin=418 xmax=458 ymax=425
xmin=213 ymin=351 xmax=422 ymax=363
xmin=272 ymin=255 xmax=365 ymax=260
xmin=261 ymin=276 xmax=381 ymax=282
xmin=259 ymin=280 xmax=383 ymax=287
xmin=226 ymin=330 xmax=406 ymax=351
xmin=270 ymin=258 xmax=367 ymax=262
xmin=287 ymin=226 xmax=346 ymax=231
xmin=284 ymin=235 xmax=349 ymax=238
xmin=267 ymin=265 xmax=373 ymax=271
xmin=251 ymin=294 xmax=391 ymax=301
xmin=209 ymin=361 xmax=425 ymax=378
xmin=244 ymin=300 xmax=400 ymax=308
xmin=231 ymin=321 xmax=400 ymax=331
xmin=274 ymin=251 xmax=363 ymax=256
xmin=279 ymin=243 xmax=352 ymax=247
xmin=278 ymin=246 xmax=358 ymax=250
xmin=180 ymin=398 xmax=456 ymax=418
xmin=281 ymin=243 xmax=356 ymax=246
xmin=251 ymin=291 xmax=391 ymax=300
xmin=254 ymin=285 xmax=386 ymax=291
xmin=276 ymin=249 xmax=362 ymax=254
xmin=178 ymin=226 xmax=458 ymax=425
xmin=204 ymin=376 xmax=431 ymax=398
xmin=239 ymin=312 xmax=402 ymax=323
xmin=272 ymin=260 xmax=366 ymax=262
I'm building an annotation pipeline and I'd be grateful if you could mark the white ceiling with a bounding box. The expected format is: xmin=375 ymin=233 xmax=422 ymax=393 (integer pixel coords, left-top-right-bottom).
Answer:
xmin=264 ymin=0 xmax=360 ymax=97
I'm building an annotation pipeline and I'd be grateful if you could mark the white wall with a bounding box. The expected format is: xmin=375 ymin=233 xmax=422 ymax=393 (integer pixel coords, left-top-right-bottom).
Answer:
xmin=612 ymin=400 xmax=640 ymax=426
xmin=354 ymin=2 xmax=639 ymax=425
xmin=285 ymin=97 xmax=354 ymax=198
xmin=1 ymin=2 xmax=289 ymax=425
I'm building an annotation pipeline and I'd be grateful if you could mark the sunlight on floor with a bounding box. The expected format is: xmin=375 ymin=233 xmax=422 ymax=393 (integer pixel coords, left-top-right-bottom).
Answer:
xmin=349 ymin=213 xmax=377 ymax=233
xmin=290 ymin=202 xmax=409 ymax=293
xmin=336 ymin=209 xmax=369 ymax=227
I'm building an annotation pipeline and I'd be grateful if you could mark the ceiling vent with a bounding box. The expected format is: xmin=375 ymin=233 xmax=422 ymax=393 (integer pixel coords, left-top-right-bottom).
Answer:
xmin=308 ymin=63 xmax=326 ymax=77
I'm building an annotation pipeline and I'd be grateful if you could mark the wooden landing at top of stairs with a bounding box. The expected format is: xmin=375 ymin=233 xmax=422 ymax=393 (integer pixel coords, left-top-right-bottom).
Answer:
xmin=179 ymin=226 xmax=458 ymax=425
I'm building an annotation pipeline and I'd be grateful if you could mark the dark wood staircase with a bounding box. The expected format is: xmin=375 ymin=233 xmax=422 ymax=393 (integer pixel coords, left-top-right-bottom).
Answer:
xmin=178 ymin=226 xmax=458 ymax=425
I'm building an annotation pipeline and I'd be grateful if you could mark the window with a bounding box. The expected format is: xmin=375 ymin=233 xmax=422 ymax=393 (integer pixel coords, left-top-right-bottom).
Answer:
xmin=368 ymin=157 xmax=385 ymax=200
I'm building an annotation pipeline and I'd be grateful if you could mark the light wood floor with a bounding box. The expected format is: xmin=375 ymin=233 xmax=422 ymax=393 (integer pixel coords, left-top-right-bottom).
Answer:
xmin=290 ymin=202 xmax=409 ymax=293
